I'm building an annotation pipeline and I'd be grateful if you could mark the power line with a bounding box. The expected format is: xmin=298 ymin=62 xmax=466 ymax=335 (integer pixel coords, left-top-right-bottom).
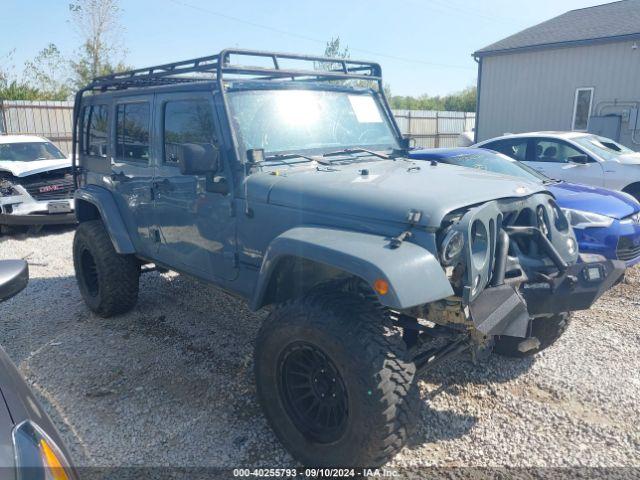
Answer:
xmin=166 ymin=0 xmax=476 ymax=71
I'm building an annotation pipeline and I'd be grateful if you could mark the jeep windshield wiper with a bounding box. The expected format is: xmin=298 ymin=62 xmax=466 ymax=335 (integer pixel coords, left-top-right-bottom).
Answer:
xmin=264 ymin=153 xmax=332 ymax=165
xmin=322 ymin=148 xmax=393 ymax=161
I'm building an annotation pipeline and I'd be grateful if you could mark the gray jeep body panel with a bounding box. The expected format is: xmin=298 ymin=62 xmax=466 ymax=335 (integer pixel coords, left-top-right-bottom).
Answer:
xmin=75 ymin=185 xmax=135 ymax=254
xmin=248 ymin=159 xmax=546 ymax=228
xmin=250 ymin=226 xmax=454 ymax=310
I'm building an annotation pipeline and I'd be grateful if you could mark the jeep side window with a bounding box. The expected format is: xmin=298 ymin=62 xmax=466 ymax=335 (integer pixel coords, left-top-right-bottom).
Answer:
xmin=116 ymin=102 xmax=150 ymax=163
xmin=163 ymin=99 xmax=217 ymax=164
xmin=83 ymin=105 xmax=108 ymax=157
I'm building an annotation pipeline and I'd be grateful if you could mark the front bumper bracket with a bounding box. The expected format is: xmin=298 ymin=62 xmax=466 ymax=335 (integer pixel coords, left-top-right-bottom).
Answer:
xmin=469 ymin=258 xmax=625 ymax=338
xmin=521 ymin=259 xmax=625 ymax=316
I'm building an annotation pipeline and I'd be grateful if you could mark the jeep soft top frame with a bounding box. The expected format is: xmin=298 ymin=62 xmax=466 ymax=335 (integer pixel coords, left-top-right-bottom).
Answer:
xmin=71 ymin=49 xmax=399 ymax=187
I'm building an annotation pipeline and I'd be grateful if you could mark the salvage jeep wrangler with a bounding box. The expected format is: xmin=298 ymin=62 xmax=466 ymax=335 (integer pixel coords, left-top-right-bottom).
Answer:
xmin=71 ymin=50 xmax=625 ymax=467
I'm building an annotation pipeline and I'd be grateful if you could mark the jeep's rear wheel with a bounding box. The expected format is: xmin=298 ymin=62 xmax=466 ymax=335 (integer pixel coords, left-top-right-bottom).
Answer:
xmin=255 ymin=291 xmax=420 ymax=467
xmin=73 ymin=220 xmax=140 ymax=317
xmin=493 ymin=313 xmax=571 ymax=358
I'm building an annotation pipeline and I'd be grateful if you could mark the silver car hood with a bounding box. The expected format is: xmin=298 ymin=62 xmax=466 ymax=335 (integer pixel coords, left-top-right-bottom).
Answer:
xmin=614 ymin=152 xmax=640 ymax=165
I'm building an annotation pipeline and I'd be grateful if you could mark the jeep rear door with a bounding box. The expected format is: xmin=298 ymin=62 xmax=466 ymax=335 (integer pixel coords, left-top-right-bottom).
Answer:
xmin=152 ymin=92 xmax=237 ymax=281
xmin=110 ymin=96 xmax=157 ymax=257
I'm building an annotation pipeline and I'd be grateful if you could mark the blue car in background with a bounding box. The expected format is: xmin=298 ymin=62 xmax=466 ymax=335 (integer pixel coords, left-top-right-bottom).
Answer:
xmin=409 ymin=148 xmax=640 ymax=267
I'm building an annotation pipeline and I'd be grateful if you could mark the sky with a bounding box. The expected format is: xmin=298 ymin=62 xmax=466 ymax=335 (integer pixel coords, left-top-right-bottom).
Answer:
xmin=1 ymin=0 xmax=607 ymax=96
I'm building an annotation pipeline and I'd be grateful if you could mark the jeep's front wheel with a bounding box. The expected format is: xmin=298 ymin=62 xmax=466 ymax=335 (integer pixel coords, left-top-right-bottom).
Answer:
xmin=254 ymin=291 xmax=420 ymax=467
xmin=493 ymin=313 xmax=571 ymax=358
xmin=73 ymin=220 xmax=140 ymax=317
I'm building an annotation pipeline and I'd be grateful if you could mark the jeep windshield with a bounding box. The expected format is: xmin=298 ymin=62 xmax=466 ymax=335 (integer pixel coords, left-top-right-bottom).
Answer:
xmin=227 ymin=88 xmax=399 ymax=163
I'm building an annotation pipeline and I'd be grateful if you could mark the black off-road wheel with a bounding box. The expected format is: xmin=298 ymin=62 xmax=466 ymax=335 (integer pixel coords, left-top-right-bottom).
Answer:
xmin=493 ymin=313 xmax=571 ymax=358
xmin=73 ymin=220 xmax=140 ymax=317
xmin=254 ymin=291 xmax=420 ymax=467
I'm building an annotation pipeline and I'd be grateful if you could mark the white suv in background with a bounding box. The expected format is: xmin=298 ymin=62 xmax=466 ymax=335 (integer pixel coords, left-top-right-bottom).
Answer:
xmin=475 ymin=132 xmax=640 ymax=200
xmin=0 ymin=135 xmax=76 ymax=231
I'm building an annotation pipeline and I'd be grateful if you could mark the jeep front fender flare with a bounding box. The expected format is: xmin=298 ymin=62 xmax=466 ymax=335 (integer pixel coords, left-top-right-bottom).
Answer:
xmin=75 ymin=185 xmax=135 ymax=254
xmin=250 ymin=226 xmax=454 ymax=310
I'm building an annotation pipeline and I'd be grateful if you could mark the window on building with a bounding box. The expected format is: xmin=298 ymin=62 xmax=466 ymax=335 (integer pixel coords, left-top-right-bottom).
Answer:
xmin=484 ymin=139 xmax=528 ymax=162
xmin=163 ymin=99 xmax=217 ymax=164
xmin=116 ymin=103 xmax=150 ymax=163
xmin=83 ymin=105 xmax=109 ymax=157
xmin=572 ymin=88 xmax=593 ymax=131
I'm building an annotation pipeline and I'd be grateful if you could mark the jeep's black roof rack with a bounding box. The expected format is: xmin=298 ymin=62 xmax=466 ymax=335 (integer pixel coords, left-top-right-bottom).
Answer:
xmin=84 ymin=49 xmax=383 ymax=92
xmin=72 ymin=49 xmax=395 ymax=188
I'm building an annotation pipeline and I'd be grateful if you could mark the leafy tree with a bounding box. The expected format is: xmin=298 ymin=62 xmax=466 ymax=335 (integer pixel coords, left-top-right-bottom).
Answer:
xmin=23 ymin=43 xmax=72 ymax=100
xmin=0 ymin=50 xmax=48 ymax=100
xmin=68 ymin=0 xmax=129 ymax=87
xmin=324 ymin=37 xmax=349 ymax=59
xmin=319 ymin=37 xmax=383 ymax=92
xmin=0 ymin=80 xmax=46 ymax=101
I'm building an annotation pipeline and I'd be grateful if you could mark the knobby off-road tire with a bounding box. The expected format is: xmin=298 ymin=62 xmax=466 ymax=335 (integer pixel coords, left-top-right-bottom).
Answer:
xmin=493 ymin=313 xmax=571 ymax=358
xmin=73 ymin=220 xmax=140 ymax=317
xmin=254 ymin=291 xmax=421 ymax=467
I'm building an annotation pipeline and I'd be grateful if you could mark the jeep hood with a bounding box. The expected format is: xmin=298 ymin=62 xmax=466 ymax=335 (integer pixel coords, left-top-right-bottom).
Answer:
xmin=0 ymin=158 xmax=71 ymax=178
xmin=247 ymin=160 xmax=546 ymax=227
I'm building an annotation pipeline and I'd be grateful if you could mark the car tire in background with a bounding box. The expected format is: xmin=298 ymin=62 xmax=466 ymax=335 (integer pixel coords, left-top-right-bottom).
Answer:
xmin=254 ymin=290 xmax=420 ymax=467
xmin=73 ymin=220 xmax=140 ymax=317
xmin=493 ymin=313 xmax=571 ymax=358
xmin=623 ymin=184 xmax=640 ymax=202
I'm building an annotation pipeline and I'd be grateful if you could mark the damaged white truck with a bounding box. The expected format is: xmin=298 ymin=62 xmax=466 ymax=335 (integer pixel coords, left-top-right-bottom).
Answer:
xmin=0 ymin=135 xmax=76 ymax=233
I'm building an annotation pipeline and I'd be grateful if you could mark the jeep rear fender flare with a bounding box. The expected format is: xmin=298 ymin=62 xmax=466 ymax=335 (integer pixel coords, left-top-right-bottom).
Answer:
xmin=250 ymin=226 xmax=454 ymax=310
xmin=74 ymin=185 xmax=135 ymax=254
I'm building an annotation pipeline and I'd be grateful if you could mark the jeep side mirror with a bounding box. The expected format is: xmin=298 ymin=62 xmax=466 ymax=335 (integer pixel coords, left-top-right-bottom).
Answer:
xmin=568 ymin=154 xmax=589 ymax=165
xmin=399 ymin=137 xmax=416 ymax=151
xmin=0 ymin=260 xmax=29 ymax=303
xmin=179 ymin=143 xmax=220 ymax=175
xmin=399 ymin=137 xmax=411 ymax=150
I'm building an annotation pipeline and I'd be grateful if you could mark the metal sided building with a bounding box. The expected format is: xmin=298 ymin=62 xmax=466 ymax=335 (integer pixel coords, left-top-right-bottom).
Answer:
xmin=473 ymin=0 xmax=640 ymax=149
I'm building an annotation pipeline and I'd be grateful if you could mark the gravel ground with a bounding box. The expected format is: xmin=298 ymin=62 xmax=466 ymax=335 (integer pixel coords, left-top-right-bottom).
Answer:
xmin=0 ymin=226 xmax=639 ymax=471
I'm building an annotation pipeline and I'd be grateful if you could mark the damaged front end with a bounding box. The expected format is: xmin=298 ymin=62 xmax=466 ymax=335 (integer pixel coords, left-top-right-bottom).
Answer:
xmin=0 ymin=169 xmax=76 ymax=226
xmin=404 ymin=192 xmax=625 ymax=370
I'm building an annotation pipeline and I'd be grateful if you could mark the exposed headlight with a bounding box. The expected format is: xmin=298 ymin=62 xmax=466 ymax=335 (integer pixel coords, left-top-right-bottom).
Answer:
xmin=0 ymin=179 xmax=18 ymax=197
xmin=440 ymin=229 xmax=465 ymax=265
xmin=562 ymin=208 xmax=614 ymax=229
xmin=12 ymin=420 xmax=75 ymax=480
xmin=566 ymin=237 xmax=577 ymax=255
